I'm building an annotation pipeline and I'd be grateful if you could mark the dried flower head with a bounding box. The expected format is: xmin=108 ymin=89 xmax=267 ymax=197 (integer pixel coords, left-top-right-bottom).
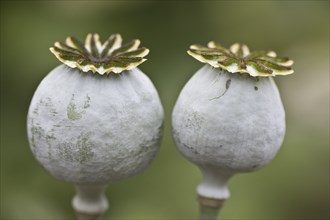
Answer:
xmin=50 ymin=33 xmax=149 ymax=75
xmin=188 ymin=41 xmax=294 ymax=77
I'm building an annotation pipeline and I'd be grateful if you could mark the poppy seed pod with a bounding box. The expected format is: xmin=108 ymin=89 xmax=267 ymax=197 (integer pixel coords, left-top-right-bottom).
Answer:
xmin=172 ymin=41 xmax=293 ymax=219
xmin=27 ymin=33 xmax=164 ymax=219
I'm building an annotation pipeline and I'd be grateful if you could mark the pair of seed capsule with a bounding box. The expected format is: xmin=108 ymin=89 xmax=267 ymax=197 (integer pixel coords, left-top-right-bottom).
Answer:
xmin=27 ymin=33 xmax=294 ymax=219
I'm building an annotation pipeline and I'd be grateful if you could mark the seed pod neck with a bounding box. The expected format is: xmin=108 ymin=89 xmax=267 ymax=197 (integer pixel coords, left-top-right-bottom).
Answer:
xmin=197 ymin=166 xmax=232 ymax=200
xmin=72 ymin=184 xmax=108 ymax=220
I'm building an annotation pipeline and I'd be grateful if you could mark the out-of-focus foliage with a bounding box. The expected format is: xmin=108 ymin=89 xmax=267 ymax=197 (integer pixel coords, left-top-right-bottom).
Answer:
xmin=1 ymin=1 xmax=329 ymax=219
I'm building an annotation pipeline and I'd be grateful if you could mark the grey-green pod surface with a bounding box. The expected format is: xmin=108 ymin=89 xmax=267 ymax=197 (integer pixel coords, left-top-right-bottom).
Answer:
xmin=172 ymin=65 xmax=285 ymax=199
xmin=27 ymin=65 xmax=164 ymax=184
xmin=27 ymin=33 xmax=164 ymax=186
xmin=172 ymin=41 xmax=293 ymax=200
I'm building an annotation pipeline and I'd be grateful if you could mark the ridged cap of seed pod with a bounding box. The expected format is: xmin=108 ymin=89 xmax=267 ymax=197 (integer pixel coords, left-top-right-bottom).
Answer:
xmin=50 ymin=33 xmax=149 ymax=75
xmin=187 ymin=41 xmax=294 ymax=77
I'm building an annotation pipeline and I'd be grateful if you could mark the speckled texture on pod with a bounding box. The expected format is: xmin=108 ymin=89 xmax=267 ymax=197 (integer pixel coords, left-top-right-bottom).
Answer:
xmin=172 ymin=64 xmax=286 ymax=199
xmin=172 ymin=64 xmax=285 ymax=173
xmin=27 ymin=65 xmax=164 ymax=184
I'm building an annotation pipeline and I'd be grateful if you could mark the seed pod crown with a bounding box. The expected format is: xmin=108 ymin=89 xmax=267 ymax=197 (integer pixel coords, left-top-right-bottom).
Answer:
xmin=50 ymin=33 xmax=149 ymax=75
xmin=188 ymin=41 xmax=294 ymax=77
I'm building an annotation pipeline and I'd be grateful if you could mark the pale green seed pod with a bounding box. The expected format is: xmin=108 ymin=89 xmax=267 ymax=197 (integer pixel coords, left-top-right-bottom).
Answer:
xmin=27 ymin=33 xmax=164 ymax=219
xmin=172 ymin=41 xmax=294 ymax=218
xmin=173 ymin=65 xmax=286 ymax=199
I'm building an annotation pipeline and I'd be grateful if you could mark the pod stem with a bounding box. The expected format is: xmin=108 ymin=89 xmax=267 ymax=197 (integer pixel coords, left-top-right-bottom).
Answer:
xmin=72 ymin=184 xmax=109 ymax=220
xmin=74 ymin=211 xmax=103 ymax=220
xmin=198 ymin=195 xmax=225 ymax=220
xmin=197 ymin=166 xmax=231 ymax=219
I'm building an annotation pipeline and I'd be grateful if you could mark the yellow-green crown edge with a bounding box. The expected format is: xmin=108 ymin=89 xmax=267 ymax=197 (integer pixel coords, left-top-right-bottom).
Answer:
xmin=50 ymin=33 xmax=149 ymax=75
xmin=188 ymin=41 xmax=294 ymax=77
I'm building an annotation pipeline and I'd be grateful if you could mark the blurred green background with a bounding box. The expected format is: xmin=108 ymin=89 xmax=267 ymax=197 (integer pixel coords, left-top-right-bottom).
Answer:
xmin=1 ymin=1 xmax=329 ymax=219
